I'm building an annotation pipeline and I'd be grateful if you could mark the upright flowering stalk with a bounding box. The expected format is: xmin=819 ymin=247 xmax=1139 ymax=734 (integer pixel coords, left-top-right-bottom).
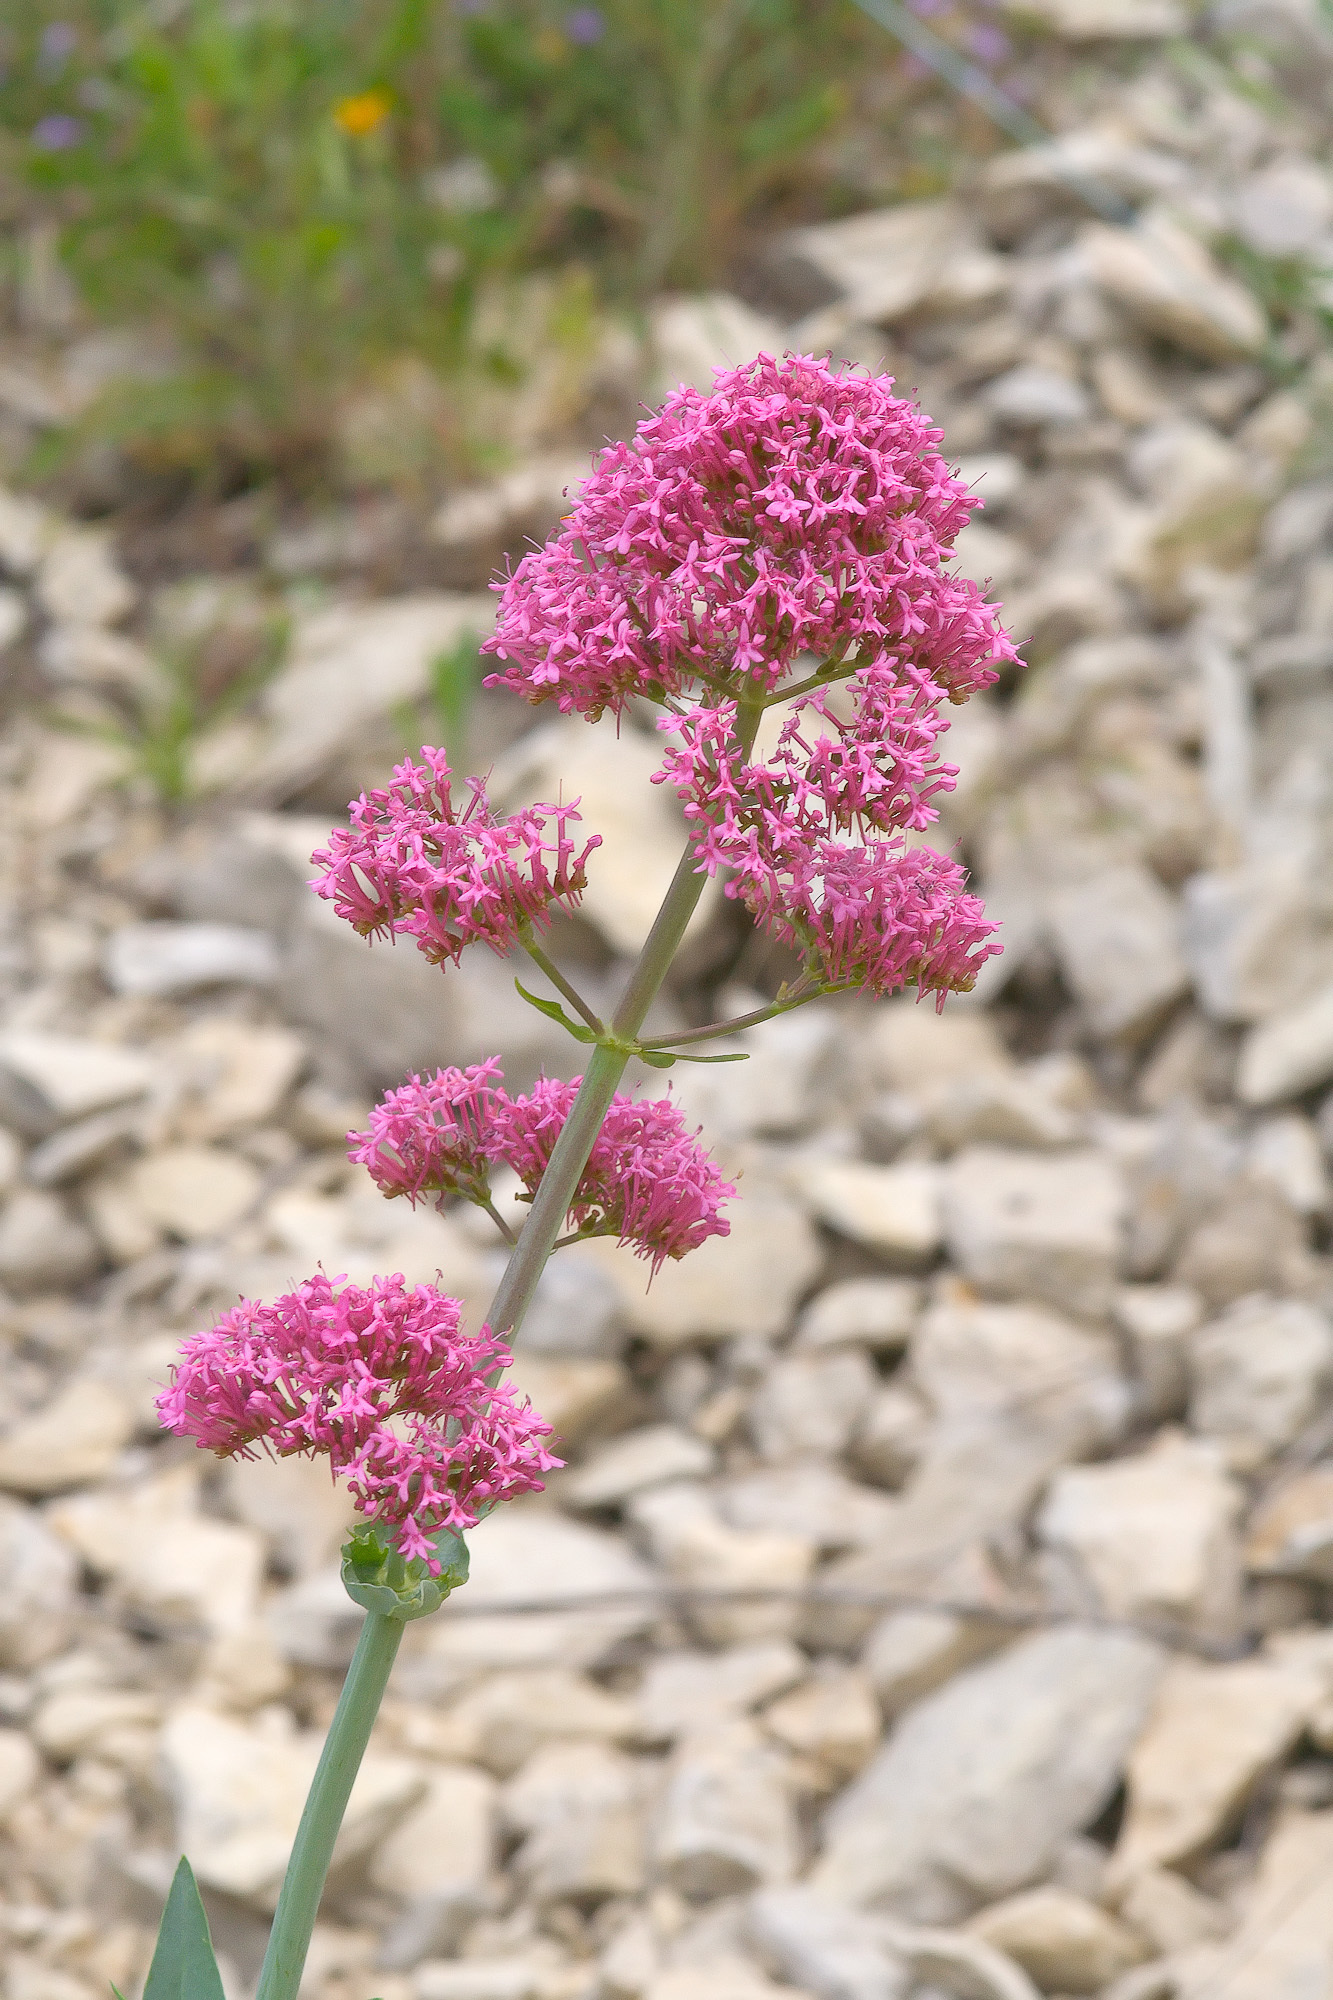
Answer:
xmin=151 ymin=352 xmax=1014 ymax=2000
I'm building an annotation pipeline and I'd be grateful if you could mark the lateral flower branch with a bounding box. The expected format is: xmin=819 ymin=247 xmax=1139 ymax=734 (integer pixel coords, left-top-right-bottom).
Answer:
xmin=151 ymin=352 xmax=1017 ymax=2000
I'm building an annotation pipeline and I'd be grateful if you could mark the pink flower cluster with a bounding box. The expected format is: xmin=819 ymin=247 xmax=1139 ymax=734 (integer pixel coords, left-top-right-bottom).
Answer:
xmin=653 ymin=692 xmax=1001 ymax=1000
xmin=350 ymin=1065 xmax=734 ymax=1273
xmin=310 ymin=747 xmax=599 ymax=967
xmin=157 ymin=1273 xmax=559 ymax=1568
xmin=482 ymin=351 xmax=1015 ymax=720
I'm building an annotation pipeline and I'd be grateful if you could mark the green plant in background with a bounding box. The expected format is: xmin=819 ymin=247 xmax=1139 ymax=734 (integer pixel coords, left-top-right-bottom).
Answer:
xmin=0 ymin=0 xmax=877 ymax=492
xmin=54 ymin=603 xmax=290 ymax=805
xmin=429 ymin=628 xmax=483 ymax=774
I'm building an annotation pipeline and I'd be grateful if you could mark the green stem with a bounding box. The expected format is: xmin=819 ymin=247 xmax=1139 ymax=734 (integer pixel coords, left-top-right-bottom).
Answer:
xmin=254 ymin=1612 xmax=403 ymax=2000
xmin=247 ymin=702 xmax=767 ymax=1997
xmin=521 ymin=934 xmax=605 ymax=1036
xmin=639 ymin=986 xmax=820 ymax=1049
xmin=487 ymin=697 xmax=765 ymax=1341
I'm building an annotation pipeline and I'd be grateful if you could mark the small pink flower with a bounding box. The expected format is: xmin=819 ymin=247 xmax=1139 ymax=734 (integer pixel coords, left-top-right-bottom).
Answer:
xmin=482 ymin=352 xmax=1016 ymax=720
xmin=352 ymin=1066 xmax=734 ymax=1273
xmin=310 ymin=747 xmax=600 ymax=968
xmin=735 ymin=835 xmax=1000 ymax=1004
xmin=157 ymin=1273 xmax=558 ymax=1569
xmin=500 ymin=1078 xmax=736 ymax=1272
xmin=346 ymin=1060 xmax=508 ymax=1206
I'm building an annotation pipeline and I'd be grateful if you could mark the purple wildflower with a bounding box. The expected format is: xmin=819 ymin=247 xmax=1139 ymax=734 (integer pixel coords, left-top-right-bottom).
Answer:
xmin=565 ymin=6 xmax=606 ymax=42
xmin=31 ymin=114 xmax=83 ymax=151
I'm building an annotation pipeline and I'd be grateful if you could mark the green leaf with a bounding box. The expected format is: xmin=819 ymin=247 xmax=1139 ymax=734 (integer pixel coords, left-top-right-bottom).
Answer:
xmin=341 ymin=1520 xmax=470 ymax=1621
xmin=142 ymin=1856 xmax=226 ymax=2000
xmin=670 ymin=1050 xmax=751 ymax=1064
xmin=513 ymin=979 xmax=595 ymax=1043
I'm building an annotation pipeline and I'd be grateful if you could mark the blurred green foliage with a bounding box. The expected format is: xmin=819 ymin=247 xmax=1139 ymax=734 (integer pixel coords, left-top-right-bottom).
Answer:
xmin=0 ymin=0 xmax=875 ymax=487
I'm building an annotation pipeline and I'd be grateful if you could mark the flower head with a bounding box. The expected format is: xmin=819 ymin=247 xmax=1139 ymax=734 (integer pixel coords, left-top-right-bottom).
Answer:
xmin=311 ymin=747 xmax=600 ymax=968
xmin=735 ymin=836 xmax=1000 ymax=1004
xmin=500 ymin=1078 xmax=736 ymax=1272
xmin=347 ymin=1060 xmax=508 ymax=1206
xmin=482 ymin=352 xmax=1016 ymax=720
xmin=157 ymin=1273 xmax=558 ymax=1568
xmin=352 ymin=1064 xmax=734 ymax=1273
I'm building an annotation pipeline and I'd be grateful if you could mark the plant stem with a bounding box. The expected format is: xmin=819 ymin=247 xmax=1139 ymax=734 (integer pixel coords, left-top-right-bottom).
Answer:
xmin=487 ymin=697 xmax=765 ymax=1341
xmin=254 ymin=1611 xmax=403 ymax=2000
xmin=248 ymin=702 xmax=765 ymax=1997
xmin=521 ymin=935 xmax=605 ymax=1034
xmin=639 ymin=987 xmax=820 ymax=1049
xmin=485 ymin=849 xmax=706 ymax=1339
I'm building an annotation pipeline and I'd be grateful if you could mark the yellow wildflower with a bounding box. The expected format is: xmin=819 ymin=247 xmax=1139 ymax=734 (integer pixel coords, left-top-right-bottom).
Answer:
xmin=333 ymin=90 xmax=391 ymax=137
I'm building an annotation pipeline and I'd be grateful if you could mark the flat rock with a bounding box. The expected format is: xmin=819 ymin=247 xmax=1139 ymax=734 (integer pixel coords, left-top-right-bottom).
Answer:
xmin=771 ymin=201 xmax=1003 ymax=335
xmin=0 ymin=1728 xmax=41 ymax=1821
xmin=655 ymin=1719 xmax=798 ymax=1898
xmin=863 ymin=1003 xmax=1011 ymax=1097
xmin=36 ymin=527 xmax=135 ymax=627
xmin=0 ymin=1378 xmax=134 ymax=1495
xmin=637 ymin=1643 xmax=808 ymax=1744
xmin=372 ymin=1765 xmax=496 ymax=1960
xmin=795 ymin=1279 xmax=922 ymax=1354
xmin=103 ymin=921 xmax=279 ymax=996
xmin=1000 ymin=0 xmax=1185 ymax=32
xmin=649 ymin=294 xmax=789 ymax=401
xmin=661 ymin=1003 xmax=841 ymax=1143
xmin=406 ymin=1504 xmax=660 ymax=1685
xmin=718 ymin=1464 xmax=897 ymax=1552
xmin=1112 ymin=1286 xmax=1203 ymax=1419
xmin=1244 ymin=1465 xmax=1333 ymax=1582
xmin=582 ymin=1182 xmax=821 ymax=1346
xmin=424 ymin=1667 xmax=636 ymax=1776
xmin=810 ymin=1626 xmax=1163 ymax=1921
xmin=968 ymin=1886 xmax=1145 ymax=1993
xmin=491 ymin=717 xmax=705 ymax=957
xmin=943 ymin=1146 xmax=1127 ymax=1318
xmin=0 ymin=1030 xmax=152 ymax=1137
xmin=128 ymin=1144 xmax=263 ymax=1240
xmin=762 ymin=1666 xmax=882 ymax=1780
xmin=791 ymin=1158 xmax=943 ymax=1267
xmin=162 ymin=1701 xmax=422 ymax=1905
xmin=747 ymin=1350 xmax=878 ymax=1462
xmin=1082 ymin=215 xmax=1267 ymax=362
xmin=985 ymin=367 xmax=1091 ymax=428
xmin=1036 ymin=1432 xmax=1243 ymax=1640
xmin=861 ymin=1608 xmax=1005 ymax=1720
xmin=0 ymin=1494 xmax=79 ymax=1668
xmin=502 ymin=1353 xmax=632 ymax=1450
xmin=1048 ymin=865 xmax=1190 ymax=1041
xmin=1175 ymin=1808 xmax=1333 ymax=1998
xmin=1181 ymin=862 xmax=1333 ymax=1026
xmin=48 ymin=1464 xmax=265 ymax=1636
xmin=629 ymin=1483 xmax=815 ymax=1647
xmin=563 ymin=1425 xmax=717 ymax=1511
xmin=166 ymin=1017 xmax=306 ymax=1139
xmin=0 ymin=1189 xmax=101 ymax=1293
xmin=1113 ymin=1650 xmax=1332 ymax=1878
xmin=503 ymin=1741 xmax=648 ymax=1904
xmin=235 ymin=592 xmax=493 ymax=798
xmin=1188 ymin=1295 xmax=1333 ymax=1469
xmin=749 ymin=1886 xmax=914 ymax=2000
xmin=1238 ymin=978 xmax=1333 ymax=1103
